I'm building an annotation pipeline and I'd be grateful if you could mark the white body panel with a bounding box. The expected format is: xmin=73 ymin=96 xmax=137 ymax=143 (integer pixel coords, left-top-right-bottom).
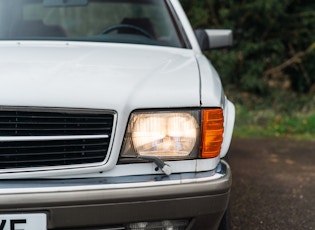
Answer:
xmin=0 ymin=42 xmax=201 ymax=109
xmin=0 ymin=0 xmax=234 ymax=179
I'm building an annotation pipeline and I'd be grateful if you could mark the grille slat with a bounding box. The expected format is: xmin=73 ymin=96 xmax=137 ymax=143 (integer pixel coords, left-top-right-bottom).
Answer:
xmin=0 ymin=141 xmax=109 ymax=150
xmin=1 ymin=152 xmax=105 ymax=162
xmin=0 ymin=121 xmax=112 ymax=125
xmin=1 ymin=156 xmax=106 ymax=168
xmin=0 ymin=114 xmax=113 ymax=120
xmin=0 ymin=143 xmax=109 ymax=156
xmin=0 ymin=108 xmax=115 ymax=171
xmin=0 ymin=127 xmax=112 ymax=131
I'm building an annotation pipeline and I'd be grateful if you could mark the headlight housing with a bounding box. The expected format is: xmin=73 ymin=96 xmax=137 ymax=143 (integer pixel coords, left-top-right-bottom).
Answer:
xmin=120 ymin=109 xmax=224 ymax=161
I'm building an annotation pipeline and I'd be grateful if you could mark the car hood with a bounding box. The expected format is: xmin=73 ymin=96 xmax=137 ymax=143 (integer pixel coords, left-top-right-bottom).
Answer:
xmin=0 ymin=41 xmax=200 ymax=111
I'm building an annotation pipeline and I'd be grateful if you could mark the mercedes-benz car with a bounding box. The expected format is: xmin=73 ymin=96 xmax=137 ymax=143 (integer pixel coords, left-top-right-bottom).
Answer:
xmin=0 ymin=0 xmax=235 ymax=229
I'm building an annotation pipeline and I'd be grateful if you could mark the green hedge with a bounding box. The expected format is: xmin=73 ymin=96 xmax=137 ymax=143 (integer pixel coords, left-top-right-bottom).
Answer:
xmin=180 ymin=0 xmax=315 ymax=95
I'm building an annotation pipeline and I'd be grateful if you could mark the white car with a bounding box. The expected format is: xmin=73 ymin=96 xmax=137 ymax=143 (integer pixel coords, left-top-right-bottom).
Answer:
xmin=0 ymin=0 xmax=235 ymax=229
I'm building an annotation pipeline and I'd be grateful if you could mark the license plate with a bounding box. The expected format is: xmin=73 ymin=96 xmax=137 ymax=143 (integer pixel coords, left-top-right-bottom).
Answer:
xmin=0 ymin=213 xmax=46 ymax=230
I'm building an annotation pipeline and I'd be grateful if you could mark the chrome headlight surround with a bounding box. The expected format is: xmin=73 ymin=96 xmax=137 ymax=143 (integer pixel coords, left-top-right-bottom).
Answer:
xmin=120 ymin=110 xmax=201 ymax=160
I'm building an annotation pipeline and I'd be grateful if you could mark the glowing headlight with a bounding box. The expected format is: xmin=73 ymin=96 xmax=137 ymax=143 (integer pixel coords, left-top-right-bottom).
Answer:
xmin=121 ymin=111 xmax=200 ymax=159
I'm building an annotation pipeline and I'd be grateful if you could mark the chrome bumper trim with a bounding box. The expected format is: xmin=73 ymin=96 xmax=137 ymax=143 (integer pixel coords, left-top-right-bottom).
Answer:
xmin=0 ymin=161 xmax=228 ymax=195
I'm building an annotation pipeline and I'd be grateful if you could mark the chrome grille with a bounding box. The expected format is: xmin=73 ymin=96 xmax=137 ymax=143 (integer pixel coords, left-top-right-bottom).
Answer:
xmin=0 ymin=107 xmax=115 ymax=171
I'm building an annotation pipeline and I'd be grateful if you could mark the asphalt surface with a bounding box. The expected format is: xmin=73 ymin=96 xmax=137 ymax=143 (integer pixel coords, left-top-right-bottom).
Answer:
xmin=229 ymin=138 xmax=315 ymax=230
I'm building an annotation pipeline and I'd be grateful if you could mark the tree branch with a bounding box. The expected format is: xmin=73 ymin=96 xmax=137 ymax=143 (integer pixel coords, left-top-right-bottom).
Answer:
xmin=263 ymin=42 xmax=315 ymax=77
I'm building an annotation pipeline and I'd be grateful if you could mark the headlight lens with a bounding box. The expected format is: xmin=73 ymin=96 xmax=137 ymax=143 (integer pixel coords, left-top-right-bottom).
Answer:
xmin=121 ymin=111 xmax=200 ymax=159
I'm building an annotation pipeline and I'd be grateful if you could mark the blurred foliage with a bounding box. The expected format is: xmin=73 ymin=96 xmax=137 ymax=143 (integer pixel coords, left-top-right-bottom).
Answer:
xmin=234 ymin=103 xmax=315 ymax=139
xmin=180 ymin=0 xmax=315 ymax=95
xmin=229 ymin=88 xmax=315 ymax=138
xmin=180 ymin=0 xmax=315 ymax=138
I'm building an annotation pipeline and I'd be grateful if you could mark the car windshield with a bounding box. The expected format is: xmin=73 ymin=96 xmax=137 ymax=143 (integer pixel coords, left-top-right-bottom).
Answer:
xmin=0 ymin=0 xmax=187 ymax=48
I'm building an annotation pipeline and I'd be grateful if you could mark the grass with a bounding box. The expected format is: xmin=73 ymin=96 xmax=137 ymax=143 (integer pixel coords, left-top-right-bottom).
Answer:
xmin=233 ymin=105 xmax=315 ymax=139
xmin=227 ymin=89 xmax=315 ymax=140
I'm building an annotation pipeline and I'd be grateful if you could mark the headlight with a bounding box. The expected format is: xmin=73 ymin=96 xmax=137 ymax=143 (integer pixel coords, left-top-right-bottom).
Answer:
xmin=120 ymin=109 xmax=224 ymax=161
xmin=121 ymin=110 xmax=200 ymax=159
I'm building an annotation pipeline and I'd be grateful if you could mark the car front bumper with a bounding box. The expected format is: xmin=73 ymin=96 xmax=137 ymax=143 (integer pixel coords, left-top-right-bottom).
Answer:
xmin=0 ymin=161 xmax=231 ymax=230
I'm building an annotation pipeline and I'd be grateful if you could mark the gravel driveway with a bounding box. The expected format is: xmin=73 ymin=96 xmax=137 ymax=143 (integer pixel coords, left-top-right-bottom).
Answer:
xmin=229 ymin=138 xmax=315 ymax=230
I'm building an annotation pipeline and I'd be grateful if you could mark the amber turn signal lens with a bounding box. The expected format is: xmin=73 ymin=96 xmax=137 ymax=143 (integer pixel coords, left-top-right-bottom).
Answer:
xmin=201 ymin=109 xmax=224 ymax=158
